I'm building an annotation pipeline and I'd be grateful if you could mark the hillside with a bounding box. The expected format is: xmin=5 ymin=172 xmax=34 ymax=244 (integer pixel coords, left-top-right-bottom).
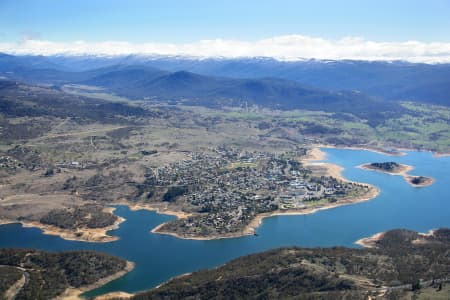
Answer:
xmin=129 ymin=228 xmax=450 ymax=299
xmin=113 ymin=57 xmax=450 ymax=106
xmin=0 ymin=79 xmax=151 ymax=133
xmin=0 ymin=249 xmax=130 ymax=299
xmin=82 ymin=68 xmax=403 ymax=118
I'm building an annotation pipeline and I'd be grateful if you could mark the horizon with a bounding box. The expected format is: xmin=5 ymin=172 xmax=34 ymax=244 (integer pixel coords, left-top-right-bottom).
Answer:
xmin=1 ymin=0 xmax=450 ymax=63
xmin=1 ymin=35 xmax=450 ymax=64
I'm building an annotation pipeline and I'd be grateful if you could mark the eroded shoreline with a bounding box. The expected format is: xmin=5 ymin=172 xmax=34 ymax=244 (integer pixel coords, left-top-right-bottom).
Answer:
xmin=355 ymin=229 xmax=437 ymax=248
xmin=56 ymin=261 xmax=135 ymax=300
xmin=0 ymin=207 xmax=124 ymax=243
xmin=1 ymin=145 xmax=438 ymax=243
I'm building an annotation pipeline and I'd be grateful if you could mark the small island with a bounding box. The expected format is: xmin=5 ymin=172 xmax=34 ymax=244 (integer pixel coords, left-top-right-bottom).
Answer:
xmin=405 ymin=175 xmax=434 ymax=187
xmin=360 ymin=162 xmax=411 ymax=174
xmin=360 ymin=162 xmax=434 ymax=188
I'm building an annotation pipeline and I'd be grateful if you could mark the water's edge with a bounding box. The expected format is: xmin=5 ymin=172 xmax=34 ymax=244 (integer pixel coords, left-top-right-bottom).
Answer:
xmin=0 ymin=148 xmax=448 ymax=297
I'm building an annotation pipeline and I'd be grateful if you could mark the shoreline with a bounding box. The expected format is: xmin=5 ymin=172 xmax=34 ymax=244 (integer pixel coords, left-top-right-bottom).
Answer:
xmin=404 ymin=175 xmax=435 ymax=187
xmin=151 ymin=190 xmax=380 ymax=242
xmin=313 ymin=144 xmax=406 ymax=157
xmin=0 ymin=145 xmax=441 ymax=242
xmin=358 ymin=163 xmax=414 ymax=176
xmin=125 ymin=202 xmax=191 ymax=219
xmin=88 ymin=270 xmax=194 ymax=300
xmin=355 ymin=229 xmax=437 ymax=248
xmin=93 ymin=291 xmax=134 ymax=300
xmin=355 ymin=232 xmax=385 ymax=248
xmin=151 ymin=147 xmax=380 ymax=241
xmin=315 ymin=142 xmax=450 ymax=159
xmin=55 ymin=261 xmax=135 ymax=300
xmin=433 ymin=152 xmax=450 ymax=157
xmin=0 ymin=207 xmax=124 ymax=243
xmin=359 ymin=163 xmax=434 ymax=188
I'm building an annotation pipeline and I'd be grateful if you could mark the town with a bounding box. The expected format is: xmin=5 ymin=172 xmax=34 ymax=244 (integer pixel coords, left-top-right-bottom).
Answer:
xmin=149 ymin=146 xmax=371 ymax=238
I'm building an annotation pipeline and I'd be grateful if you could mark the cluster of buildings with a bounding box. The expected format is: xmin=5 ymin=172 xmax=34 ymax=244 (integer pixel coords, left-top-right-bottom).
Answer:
xmin=151 ymin=147 xmax=366 ymax=236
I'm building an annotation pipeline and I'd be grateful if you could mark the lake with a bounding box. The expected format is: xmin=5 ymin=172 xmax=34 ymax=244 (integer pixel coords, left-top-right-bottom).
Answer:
xmin=1 ymin=148 xmax=449 ymax=297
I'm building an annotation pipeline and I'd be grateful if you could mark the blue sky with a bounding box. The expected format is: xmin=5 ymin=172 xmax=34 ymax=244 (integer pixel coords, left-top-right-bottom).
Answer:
xmin=1 ymin=0 xmax=450 ymax=43
xmin=1 ymin=0 xmax=450 ymax=62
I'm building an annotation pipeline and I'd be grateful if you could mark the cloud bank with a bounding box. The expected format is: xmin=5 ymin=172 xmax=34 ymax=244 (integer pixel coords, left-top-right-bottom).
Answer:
xmin=1 ymin=35 xmax=450 ymax=63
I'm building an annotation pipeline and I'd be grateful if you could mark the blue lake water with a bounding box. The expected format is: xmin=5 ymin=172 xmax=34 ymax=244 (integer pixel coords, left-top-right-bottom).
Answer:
xmin=1 ymin=148 xmax=449 ymax=297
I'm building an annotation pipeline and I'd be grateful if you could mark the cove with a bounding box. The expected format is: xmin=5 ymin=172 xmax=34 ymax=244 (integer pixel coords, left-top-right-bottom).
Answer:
xmin=1 ymin=148 xmax=449 ymax=297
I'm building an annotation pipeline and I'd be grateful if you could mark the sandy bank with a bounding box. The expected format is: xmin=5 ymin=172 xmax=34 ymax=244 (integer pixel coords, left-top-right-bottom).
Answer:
xmin=301 ymin=147 xmax=347 ymax=181
xmin=55 ymin=261 xmax=135 ymax=300
xmin=0 ymin=207 xmax=124 ymax=243
xmin=355 ymin=229 xmax=438 ymax=248
xmin=125 ymin=202 xmax=191 ymax=219
xmin=355 ymin=232 xmax=385 ymax=248
xmin=314 ymin=144 xmax=406 ymax=157
xmin=93 ymin=291 xmax=134 ymax=300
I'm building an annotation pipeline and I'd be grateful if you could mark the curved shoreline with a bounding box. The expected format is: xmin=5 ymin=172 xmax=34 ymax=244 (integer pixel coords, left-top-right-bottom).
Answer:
xmin=55 ymin=261 xmax=135 ymax=300
xmin=151 ymin=147 xmax=380 ymax=241
xmin=0 ymin=146 xmax=439 ymax=243
xmin=355 ymin=229 xmax=437 ymax=248
xmin=313 ymin=144 xmax=406 ymax=157
xmin=359 ymin=163 xmax=435 ymax=187
xmin=0 ymin=207 xmax=124 ymax=243
xmin=125 ymin=202 xmax=191 ymax=219
xmin=355 ymin=232 xmax=385 ymax=248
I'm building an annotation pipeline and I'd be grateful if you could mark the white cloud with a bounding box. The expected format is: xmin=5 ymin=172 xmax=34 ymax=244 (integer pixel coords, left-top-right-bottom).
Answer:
xmin=1 ymin=35 xmax=450 ymax=63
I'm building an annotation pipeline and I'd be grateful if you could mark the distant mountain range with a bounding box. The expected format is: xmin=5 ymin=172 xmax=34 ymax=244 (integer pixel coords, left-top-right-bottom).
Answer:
xmin=1 ymin=52 xmax=449 ymax=107
xmin=82 ymin=67 xmax=400 ymax=117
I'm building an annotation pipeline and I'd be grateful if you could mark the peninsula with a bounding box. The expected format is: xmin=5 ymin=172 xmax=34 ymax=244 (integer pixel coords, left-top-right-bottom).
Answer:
xmin=0 ymin=205 xmax=124 ymax=243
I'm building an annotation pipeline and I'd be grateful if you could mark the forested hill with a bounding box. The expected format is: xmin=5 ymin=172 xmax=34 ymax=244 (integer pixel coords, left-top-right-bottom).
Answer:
xmin=130 ymin=228 xmax=450 ymax=300
xmin=128 ymin=57 xmax=450 ymax=106
xmin=0 ymin=249 xmax=128 ymax=299
xmin=82 ymin=68 xmax=403 ymax=118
